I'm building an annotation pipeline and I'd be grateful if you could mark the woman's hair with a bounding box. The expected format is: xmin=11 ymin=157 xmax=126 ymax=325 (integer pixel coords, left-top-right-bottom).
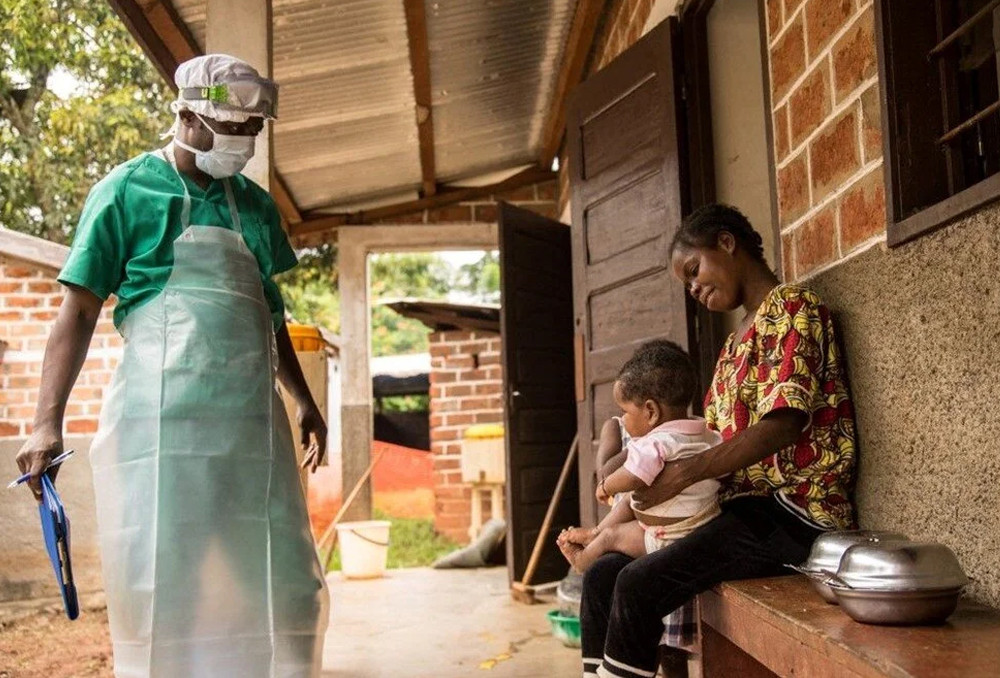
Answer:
xmin=670 ymin=203 xmax=767 ymax=263
xmin=617 ymin=339 xmax=696 ymax=408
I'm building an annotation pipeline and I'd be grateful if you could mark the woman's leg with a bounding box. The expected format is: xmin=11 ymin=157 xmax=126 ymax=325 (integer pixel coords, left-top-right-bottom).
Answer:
xmin=581 ymin=552 xmax=633 ymax=676
xmin=597 ymin=497 xmax=819 ymax=678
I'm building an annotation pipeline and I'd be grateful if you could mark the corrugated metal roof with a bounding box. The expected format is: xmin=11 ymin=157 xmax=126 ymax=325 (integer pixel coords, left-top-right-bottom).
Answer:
xmin=170 ymin=0 xmax=577 ymax=212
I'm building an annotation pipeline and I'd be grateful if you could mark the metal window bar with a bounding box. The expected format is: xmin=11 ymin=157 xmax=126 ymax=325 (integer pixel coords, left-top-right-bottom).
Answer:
xmin=929 ymin=0 xmax=1000 ymax=57
xmin=938 ymin=99 xmax=1000 ymax=143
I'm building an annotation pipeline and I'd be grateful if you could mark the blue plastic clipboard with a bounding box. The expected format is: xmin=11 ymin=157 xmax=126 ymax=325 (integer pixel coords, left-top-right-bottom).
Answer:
xmin=39 ymin=474 xmax=79 ymax=620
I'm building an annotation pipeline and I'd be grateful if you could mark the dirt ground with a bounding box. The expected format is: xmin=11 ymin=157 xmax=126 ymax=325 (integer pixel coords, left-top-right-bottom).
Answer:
xmin=0 ymin=602 xmax=112 ymax=678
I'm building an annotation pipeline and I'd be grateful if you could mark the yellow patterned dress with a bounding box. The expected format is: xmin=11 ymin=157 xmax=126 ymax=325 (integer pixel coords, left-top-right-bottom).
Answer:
xmin=704 ymin=284 xmax=856 ymax=529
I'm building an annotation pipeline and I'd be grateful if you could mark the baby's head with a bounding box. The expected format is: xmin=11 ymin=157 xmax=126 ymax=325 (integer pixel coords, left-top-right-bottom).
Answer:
xmin=614 ymin=339 xmax=696 ymax=438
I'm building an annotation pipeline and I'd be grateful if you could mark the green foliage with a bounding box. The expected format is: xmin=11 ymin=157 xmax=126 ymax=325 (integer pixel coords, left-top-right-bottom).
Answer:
xmin=0 ymin=0 xmax=171 ymax=241
xmin=276 ymin=244 xmax=340 ymax=331
xmin=325 ymin=509 xmax=460 ymax=571
xmin=454 ymin=250 xmax=500 ymax=303
xmin=369 ymin=252 xmax=451 ymax=357
xmin=377 ymin=395 xmax=430 ymax=413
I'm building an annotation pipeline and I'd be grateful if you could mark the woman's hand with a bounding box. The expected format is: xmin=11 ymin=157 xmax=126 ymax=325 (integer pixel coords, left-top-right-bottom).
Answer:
xmin=15 ymin=426 xmax=64 ymax=500
xmin=297 ymin=403 xmax=327 ymax=473
xmin=631 ymin=457 xmax=696 ymax=511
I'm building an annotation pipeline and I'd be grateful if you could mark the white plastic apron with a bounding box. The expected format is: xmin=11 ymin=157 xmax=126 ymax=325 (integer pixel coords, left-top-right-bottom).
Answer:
xmin=90 ymin=148 xmax=328 ymax=677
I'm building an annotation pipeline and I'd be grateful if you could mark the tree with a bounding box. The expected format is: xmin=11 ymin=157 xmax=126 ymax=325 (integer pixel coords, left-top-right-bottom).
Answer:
xmin=0 ymin=0 xmax=170 ymax=242
xmin=452 ymin=250 xmax=500 ymax=303
xmin=369 ymin=252 xmax=450 ymax=357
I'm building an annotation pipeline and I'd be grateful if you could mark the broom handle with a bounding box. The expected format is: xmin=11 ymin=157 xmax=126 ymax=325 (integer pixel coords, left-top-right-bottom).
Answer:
xmin=520 ymin=434 xmax=579 ymax=588
xmin=316 ymin=446 xmax=387 ymax=552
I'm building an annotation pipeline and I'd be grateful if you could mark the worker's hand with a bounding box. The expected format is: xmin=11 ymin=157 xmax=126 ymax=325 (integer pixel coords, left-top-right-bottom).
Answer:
xmin=15 ymin=426 xmax=63 ymax=501
xmin=297 ymin=403 xmax=327 ymax=473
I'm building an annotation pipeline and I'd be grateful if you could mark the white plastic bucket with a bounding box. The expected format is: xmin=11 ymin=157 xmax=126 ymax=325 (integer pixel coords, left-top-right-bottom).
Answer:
xmin=335 ymin=520 xmax=391 ymax=579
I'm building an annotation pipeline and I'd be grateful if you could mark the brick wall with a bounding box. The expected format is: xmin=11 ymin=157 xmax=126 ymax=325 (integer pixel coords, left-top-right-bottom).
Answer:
xmin=766 ymin=0 xmax=884 ymax=280
xmin=428 ymin=330 xmax=503 ymax=544
xmin=0 ymin=257 xmax=121 ymax=439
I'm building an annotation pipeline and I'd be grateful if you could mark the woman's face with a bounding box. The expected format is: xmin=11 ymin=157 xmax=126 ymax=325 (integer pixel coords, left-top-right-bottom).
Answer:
xmin=670 ymin=233 xmax=743 ymax=312
xmin=613 ymin=381 xmax=658 ymax=439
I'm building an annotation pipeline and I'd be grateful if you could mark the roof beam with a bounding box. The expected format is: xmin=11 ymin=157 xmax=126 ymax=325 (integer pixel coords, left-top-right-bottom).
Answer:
xmin=290 ymin=166 xmax=555 ymax=238
xmin=538 ymin=0 xmax=608 ymax=169
xmin=107 ymin=0 xmax=303 ymax=227
xmin=403 ymin=0 xmax=437 ymax=197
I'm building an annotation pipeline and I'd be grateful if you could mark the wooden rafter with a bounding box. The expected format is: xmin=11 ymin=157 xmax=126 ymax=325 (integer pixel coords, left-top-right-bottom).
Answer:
xmin=403 ymin=0 xmax=437 ymax=197
xmin=107 ymin=0 xmax=302 ymax=226
xmin=290 ymin=166 xmax=556 ymax=237
xmin=538 ymin=0 xmax=609 ymax=169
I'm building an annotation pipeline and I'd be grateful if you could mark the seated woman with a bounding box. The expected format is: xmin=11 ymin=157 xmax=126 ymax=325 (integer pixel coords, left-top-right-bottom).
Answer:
xmin=580 ymin=204 xmax=857 ymax=678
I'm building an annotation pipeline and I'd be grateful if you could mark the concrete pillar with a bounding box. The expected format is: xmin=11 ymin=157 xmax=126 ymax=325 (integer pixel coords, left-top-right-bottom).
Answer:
xmin=337 ymin=223 xmax=499 ymax=522
xmin=206 ymin=0 xmax=273 ymax=190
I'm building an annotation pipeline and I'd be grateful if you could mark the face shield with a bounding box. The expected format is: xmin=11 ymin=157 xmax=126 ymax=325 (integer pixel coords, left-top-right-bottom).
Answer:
xmin=179 ymin=76 xmax=278 ymax=120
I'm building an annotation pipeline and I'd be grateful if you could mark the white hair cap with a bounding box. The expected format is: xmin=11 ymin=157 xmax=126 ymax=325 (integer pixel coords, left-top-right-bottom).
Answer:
xmin=170 ymin=54 xmax=278 ymax=123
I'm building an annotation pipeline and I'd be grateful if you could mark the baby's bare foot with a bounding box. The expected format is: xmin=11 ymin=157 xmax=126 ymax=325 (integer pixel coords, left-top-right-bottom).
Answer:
xmin=558 ymin=536 xmax=585 ymax=573
xmin=564 ymin=526 xmax=598 ymax=547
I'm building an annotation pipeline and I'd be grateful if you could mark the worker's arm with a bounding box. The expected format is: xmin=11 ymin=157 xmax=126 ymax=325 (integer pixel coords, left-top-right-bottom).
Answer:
xmin=15 ymin=286 xmax=103 ymax=498
xmin=275 ymin=321 xmax=327 ymax=472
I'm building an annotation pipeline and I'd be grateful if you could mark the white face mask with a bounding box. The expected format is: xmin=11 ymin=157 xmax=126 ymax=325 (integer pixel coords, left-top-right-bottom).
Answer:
xmin=174 ymin=114 xmax=256 ymax=179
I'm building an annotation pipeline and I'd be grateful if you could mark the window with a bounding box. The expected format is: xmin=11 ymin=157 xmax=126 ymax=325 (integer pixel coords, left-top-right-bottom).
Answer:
xmin=877 ymin=0 xmax=1000 ymax=245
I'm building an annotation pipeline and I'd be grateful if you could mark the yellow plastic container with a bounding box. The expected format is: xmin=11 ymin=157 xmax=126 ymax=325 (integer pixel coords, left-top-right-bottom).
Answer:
xmin=461 ymin=424 xmax=505 ymax=483
xmin=287 ymin=323 xmax=324 ymax=352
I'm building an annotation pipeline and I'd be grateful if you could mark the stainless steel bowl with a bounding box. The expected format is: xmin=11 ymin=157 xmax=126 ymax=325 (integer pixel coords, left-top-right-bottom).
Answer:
xmin=835 ymin=541 xmax=968 ymax=591
xmin=789 ymin=530 xmax=907 ymax=604
xmin=830 ymin=585 xmax=962 ymax=625
xmin=805 ymin=530 xmax=909 ymax=572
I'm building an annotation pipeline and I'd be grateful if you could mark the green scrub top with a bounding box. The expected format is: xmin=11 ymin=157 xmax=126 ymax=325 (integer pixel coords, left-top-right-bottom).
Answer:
xmin=58 ymin=151 xmax=297 ymax=330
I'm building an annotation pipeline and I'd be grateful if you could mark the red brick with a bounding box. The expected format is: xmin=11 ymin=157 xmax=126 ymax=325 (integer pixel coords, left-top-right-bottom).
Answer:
xmin=832 ymin=8 xmax=876 ymax=102
xmin=0 ymin=311 xmax=23 ymax=322
xmin=429 ymin=343 xmax=456 ymax=358
xmin=474 ymin=382 xmax=502 ymax=396
xmin=777 ymin=152 xmax=810 ymax=224
xmin=0 ymin=390 xmax=25 ymax=405
xmin=0 ymin=421 xmax=20 ymax=437
xmin=859 ymin=85 xmax=882 ymax=163
xmin=431 ymin=428 xmax=460 ymax=442
xmin=444 ymin=384 xmax=472 ymax=397
xmin=443 ymin=412 xmax=475 ymax=427
xmin=6 ymin=405 xmax=36 ymax=420
xmin=444 ymin=355 xmax=474 ymax=370
xmin=434 ymin=456 xmax=461 ymax=471
xmin=27 ymin=310 xmax=58 ymax=322
xmin=781 ymin=232 xmax=796 ymax=281
xmin=839 ymin=168 xmax=886 ymax=252
xmin=431 ymin=371 xmax=456 ymax=384
xmin=474 ymin=204 xmax=498 ymax=223
xmin=0 ymin=282 xmax=24 ymax=293
xmin=774 ymin=104 xmax=791 ymax=161
xmin=3 ymin=265 xmax=39 ymax=278
xmin=767 ymin=0 xmax=782 ymax=38
xmin=478 ymin=352 xmax=500 ymax=366
xmin=434 ymin=485 xmax=471 ymax=500
xmin=794 ymin=206 xmax=837 ymax=275
xmin=805 ymin=0 xmax=853 ymax=61
xmin=810 ymin=108 xmax=861 ymax=204
xmin=789 ymin=63 xmax=831 ymax=148
xmin=26 ymin=281 xmax=58 ymax=294
xmin=7 ymin=376 xmax=40 ymax=389
xmin=771 ymin=14 xmax=806 ymax=101
xmin=458 ymin=368 xmax=488 ymax=381
xmin=10 ymin=324 xmax=47 ymax=337
xmin=475 ymin=412 xmax=503 ymax=424
xmin=66 ymin=419 xmax=99 ymax=434
xmin=5 ymin=296 xmax=42 ymax=308
xmin=86 ymin=371 xmax=113 ymax=386
xmin=461 ymin=397 xmax=493 ymax=411
xmin=426 ymin=205 xmax=473 ymax=223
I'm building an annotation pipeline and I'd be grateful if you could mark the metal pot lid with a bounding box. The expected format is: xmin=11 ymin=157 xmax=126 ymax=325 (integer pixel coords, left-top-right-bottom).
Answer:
xmin=802 ymin=530 xmax=909 ymax=572
xmin=835 ymin=541 xmax=969 ymax=591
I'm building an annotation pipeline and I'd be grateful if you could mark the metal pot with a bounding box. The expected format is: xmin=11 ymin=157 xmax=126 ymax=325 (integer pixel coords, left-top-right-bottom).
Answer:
xmin=829 ymin=585 xmax=962 ymax=625
xmin=835 ymin=541 xmax=968 ymax=591
xmin=788 ymin=530 xmax=908 ymax=604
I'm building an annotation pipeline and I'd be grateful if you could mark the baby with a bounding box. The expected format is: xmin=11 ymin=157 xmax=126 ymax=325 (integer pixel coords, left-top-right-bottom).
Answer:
xmin=558 ymin=339 xmax=722 ymax=573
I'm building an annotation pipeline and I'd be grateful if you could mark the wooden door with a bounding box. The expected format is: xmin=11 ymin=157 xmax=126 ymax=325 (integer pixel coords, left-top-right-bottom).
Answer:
xmin=566 ymin=18 xmax=694 ymax=528
xmin=499 ymin=202 xmax=578 ymax=585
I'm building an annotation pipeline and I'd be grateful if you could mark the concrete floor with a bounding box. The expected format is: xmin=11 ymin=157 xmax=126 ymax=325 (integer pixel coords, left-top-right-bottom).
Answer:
xmin=321 ymin=567 xmax=582 ymax=677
